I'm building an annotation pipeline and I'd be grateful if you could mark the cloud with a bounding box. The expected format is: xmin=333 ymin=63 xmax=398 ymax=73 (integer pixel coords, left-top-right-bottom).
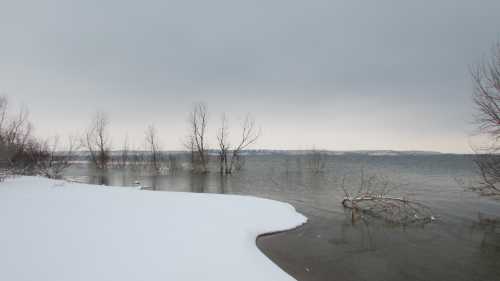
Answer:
xmin=0 ymin=0 xmax=499 ymax=152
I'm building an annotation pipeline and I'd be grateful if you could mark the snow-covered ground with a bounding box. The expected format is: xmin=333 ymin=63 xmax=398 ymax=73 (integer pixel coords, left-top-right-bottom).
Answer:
xmin=0 ymin=177 xmax=306 ymax=281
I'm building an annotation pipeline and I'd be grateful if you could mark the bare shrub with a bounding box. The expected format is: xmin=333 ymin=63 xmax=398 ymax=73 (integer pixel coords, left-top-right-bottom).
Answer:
xmin=0 ymin=97 xmax=41 ymax=175
xmin=37 ymin=136 xmax=77 ymax=179
xmin=12 ymin=138 xmax=45 ymax=175
xmin=0 ymin=96 xmax=74 ymax=179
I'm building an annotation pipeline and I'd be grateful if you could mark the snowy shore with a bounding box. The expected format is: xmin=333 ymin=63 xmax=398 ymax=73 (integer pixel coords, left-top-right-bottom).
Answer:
xmin=0 ymin=176 xmax=307 ymax=281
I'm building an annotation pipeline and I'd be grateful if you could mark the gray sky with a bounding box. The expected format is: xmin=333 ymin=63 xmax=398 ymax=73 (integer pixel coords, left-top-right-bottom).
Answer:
xmin=1 ymin=0 xmax=499 ymax=153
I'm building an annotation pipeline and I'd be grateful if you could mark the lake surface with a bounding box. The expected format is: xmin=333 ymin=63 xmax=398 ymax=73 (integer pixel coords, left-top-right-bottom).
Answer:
xmin=63 ymin=154 xmax=500 ymax=281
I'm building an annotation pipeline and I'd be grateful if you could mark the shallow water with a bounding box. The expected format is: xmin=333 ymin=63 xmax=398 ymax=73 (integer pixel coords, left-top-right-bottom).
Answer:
xmin=63 ymin=154 xmax=500 ymax=281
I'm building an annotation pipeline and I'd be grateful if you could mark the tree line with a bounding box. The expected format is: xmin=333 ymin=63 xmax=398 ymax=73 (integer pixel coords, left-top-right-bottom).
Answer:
xmin=0 ymin=100 xmax=261 ymax=180
xmin=0 ymin=97 xmax=75 ymax=179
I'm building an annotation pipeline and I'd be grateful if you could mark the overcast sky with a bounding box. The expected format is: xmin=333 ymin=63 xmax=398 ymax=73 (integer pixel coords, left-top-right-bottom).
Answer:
xmin=1 ymin=0 xmax=499 ymax=153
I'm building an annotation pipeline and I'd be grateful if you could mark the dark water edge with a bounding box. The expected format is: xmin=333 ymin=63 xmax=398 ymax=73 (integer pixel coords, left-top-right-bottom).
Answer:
xmin=257 ymin=205 xmax=500 ymax=281
xmin=62 ymin=154 xmax=500 ymax=281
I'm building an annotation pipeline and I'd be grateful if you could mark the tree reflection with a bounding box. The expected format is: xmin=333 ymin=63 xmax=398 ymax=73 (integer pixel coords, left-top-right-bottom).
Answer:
xmin=189 ymin=173 xmax=208 ymax=193
xmin=470 ymin=213 xmax=500 ymax=255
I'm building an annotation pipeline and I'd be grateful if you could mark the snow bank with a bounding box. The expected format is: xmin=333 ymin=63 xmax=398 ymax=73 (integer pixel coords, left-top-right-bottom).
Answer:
xmin=0 ymin=177 xmax=306 ymax=281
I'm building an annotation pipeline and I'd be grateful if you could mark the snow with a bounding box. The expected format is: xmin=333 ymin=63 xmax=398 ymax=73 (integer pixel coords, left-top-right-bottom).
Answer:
xmin=0 ymin=176 xmax=307 ymax=281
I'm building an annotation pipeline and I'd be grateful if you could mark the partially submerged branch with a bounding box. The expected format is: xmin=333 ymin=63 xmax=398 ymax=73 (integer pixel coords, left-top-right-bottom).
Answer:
xmin=340 ymin=170 xmax=435 ymax=225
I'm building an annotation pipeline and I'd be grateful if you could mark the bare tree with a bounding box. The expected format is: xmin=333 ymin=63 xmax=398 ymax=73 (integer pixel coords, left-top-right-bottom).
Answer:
xmin=216 ymin=114 xmax=260 ymax=175
xmin=83 ymin=111 xmax=110 ymax=169
xmin=216 ymin=114 xmax=229 ymax=174
xmin=187 ymin=103 xmax=209 ymax=173
xmin=145 ymin=124 xmax=161 ymax=173
xmin=471 ymin=43 xmax=500 ymax=196
xmin=470 ymin=154 xmax=500 ymax=196
xmin=227 ymin=114 xmax=260 ymax=174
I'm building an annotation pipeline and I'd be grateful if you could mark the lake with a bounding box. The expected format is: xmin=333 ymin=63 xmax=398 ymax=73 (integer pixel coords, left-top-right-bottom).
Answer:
xmin=62 ymin=154 xmax=500 ymax=281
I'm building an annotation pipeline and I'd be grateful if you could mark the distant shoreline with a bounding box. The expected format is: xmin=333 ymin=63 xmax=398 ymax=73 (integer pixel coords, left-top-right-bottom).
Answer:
xmin=64 ymin=149 xmax=474 ymax=156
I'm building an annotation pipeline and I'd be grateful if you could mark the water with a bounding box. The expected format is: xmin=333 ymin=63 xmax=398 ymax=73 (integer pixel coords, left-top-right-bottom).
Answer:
xmin=62 ymin=154 xmax=500 ymax=281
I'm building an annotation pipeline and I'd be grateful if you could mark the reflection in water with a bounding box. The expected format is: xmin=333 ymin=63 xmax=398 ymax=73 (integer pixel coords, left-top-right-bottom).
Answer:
xmin=62 ymin=154 xmax=500 ymax=281
xmin=338 ymin=211 xmax=377 ymax=253
xmin=151 ymin=175 xmax=159 ymax=191
xmin=90 ymin=166 xmax=109 ymax=186
xmin=189 ymin=173 xmax=208 ymax=193
xmin=470 ymin=213 xmax=500 ymax=255
xmin=120 ymin=171 xmax=127 ymax=187
xmin=218 ymin=174 xmax=228 ymax=194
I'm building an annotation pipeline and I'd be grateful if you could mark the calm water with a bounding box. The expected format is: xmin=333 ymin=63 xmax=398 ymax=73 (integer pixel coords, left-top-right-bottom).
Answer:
xmin=63 ymin=154 xmax=500 ymax=281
